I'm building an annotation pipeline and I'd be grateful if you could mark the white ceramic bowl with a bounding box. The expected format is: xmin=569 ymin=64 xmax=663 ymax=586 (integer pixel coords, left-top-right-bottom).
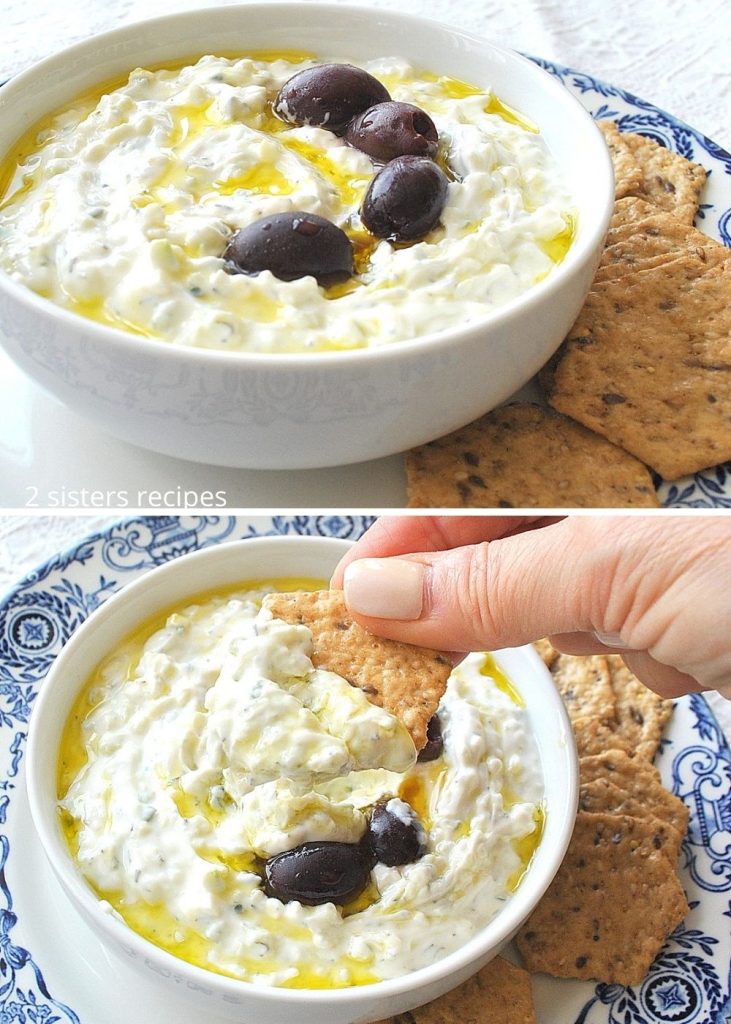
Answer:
xmin=26 ymin=535 xmax=578 ymax=1024
xmin=0 ymin=3 xmax=613 ymax=470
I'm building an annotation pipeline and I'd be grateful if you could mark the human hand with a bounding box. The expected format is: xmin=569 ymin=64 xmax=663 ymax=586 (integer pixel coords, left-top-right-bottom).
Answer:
xmin=331 ymin=515 xmax=731 ymax=699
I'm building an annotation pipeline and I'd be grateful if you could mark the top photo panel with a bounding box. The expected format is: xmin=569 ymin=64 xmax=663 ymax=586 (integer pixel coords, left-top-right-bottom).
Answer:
xmin=1 ymin=3 xmax=729 ymax=510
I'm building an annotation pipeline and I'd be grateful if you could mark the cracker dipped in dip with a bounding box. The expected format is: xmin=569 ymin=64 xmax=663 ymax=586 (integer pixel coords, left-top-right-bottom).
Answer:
xmin=0 ymin=53 xmax=574 ymax=353
xmin=57 ymin=581 xmax=544 ymax=988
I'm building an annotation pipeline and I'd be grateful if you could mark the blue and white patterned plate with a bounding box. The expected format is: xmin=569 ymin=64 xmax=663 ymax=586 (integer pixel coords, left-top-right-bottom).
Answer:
xmin=1 ymin=515 xmax=730 ymax=1024
xmin=531 ymin=58 xmax=731 ymax=509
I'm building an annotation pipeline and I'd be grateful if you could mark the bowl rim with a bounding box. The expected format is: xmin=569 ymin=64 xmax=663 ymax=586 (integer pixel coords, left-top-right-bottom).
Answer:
xmin=26 ymin=534 xmax=579 ymax=1005
xmin=0 ymin=1 xmax=614 ymax=367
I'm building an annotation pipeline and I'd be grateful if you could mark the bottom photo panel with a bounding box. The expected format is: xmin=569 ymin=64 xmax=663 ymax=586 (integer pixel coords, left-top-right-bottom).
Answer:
xmin=1 ymin=512 xmax=729 ymax=1024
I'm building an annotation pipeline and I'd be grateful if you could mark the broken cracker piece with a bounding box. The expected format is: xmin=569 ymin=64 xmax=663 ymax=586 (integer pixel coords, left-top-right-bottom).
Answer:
xmin=406 ymin=403 xmax=659 ymax=508
xmin=516 ymin=811 xmax=688 ymax=985
xmin=374 ymin=956 xmax=536 ymax=1024
xmin=262 ymin=590 xmax=450 ymax=751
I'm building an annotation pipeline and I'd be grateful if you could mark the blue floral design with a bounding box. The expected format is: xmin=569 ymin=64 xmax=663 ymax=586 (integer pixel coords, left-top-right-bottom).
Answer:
xmin=0 ymin=836 xmax=79 ymax=1023
xmin=575 ymin=918 xmax=725 ymax=1024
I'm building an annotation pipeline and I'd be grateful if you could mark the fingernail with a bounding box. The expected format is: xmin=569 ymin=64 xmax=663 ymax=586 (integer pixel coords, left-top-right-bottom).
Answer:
xmin=344 ymin=559 xmax=424 ymax=620
xmin=594 ymin=630 xmax=630 ymax=649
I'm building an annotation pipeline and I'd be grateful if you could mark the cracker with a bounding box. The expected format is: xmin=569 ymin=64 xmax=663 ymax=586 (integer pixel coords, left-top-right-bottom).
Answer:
xmin=597 ymin=124 xmax=706 ymax=221
xmin=375 ymin=956 xmax=536 ymax=1024
xmin=579 ymin=777 xmax=689 ymax=844
xmin=579 ymin=748 xmax=663 ymax=789
xmin=623 ymin=132 xmax=707 ymax=223
xmin=601 ymin=200 xmax=730 ymax=271
xmin=405 ymin=403 xmax=659 ymax=508
xmin=550 ymin=653 xmax=616 ymax=725
xmin=598 ymin=121 xmax=645 ymax=199
xmin=594 ymin=209 xmax=731 ymax=285
xmin=608 ymin=655 xmax=674 ymax=762
xmin=585 ymin=809 xmax=682 ymax=865
xmin=516 ymin=811 xmax=688 ymax=985
xmin=262 ymin=590 xmax=450 ymax=751
xmin=570 ymin=714 xmax=631 ymax=757
xmin=548 ymin=653 xmax=633 ymax=757
xmin=606 ymin=197 xmax=713 ymax=244
xmin=544 ymin=255 xmax=731 ymax=479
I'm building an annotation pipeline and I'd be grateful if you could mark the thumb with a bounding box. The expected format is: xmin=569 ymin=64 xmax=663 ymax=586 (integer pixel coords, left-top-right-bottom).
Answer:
xmin=342 ymin=518 xmax=590 ymax=653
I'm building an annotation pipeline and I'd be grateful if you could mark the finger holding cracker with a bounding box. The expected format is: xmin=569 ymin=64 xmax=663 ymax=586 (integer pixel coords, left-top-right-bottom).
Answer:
xmin=262 ymin=589 xmax=451 ymax=751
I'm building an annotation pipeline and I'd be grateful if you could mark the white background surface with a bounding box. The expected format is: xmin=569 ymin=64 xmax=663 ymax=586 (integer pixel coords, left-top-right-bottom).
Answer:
xmin=1 ymin=0 xmax=730 ymax=508
xmin=0 ymin=513 xmax=729 ymax=738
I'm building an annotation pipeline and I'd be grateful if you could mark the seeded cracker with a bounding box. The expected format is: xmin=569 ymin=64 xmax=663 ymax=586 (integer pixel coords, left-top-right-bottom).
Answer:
xmin=598 ymin=123 xmax=706 ymax=222
xmin=262 ymin=591 xmax=450 ymax=751
xmin=550 ymin=653 xmax=617 ymax=726
xmin=547 ymin=652 xmax=633 ymax=757
xmin=579 ymin=777 xmax=689 ymax=842
xmin=405 ymin=403 xmax=659 ymax=508
xmin=622 ymin=132 xmax=707 ymax=223
xmin=607 ymin=655 xmax=674 ymax=762
xmin=374 ymin=956 xmax=536 ymax=1024
xmin=516 ymin=812 xmax=688 ymax=985
xmin=593 ymin=200 xmax=731 ymax=285
xmin=579 ymin=748 xmax=663 ymax=789
xmin=544 ymin=252 xmax=731 ymax=479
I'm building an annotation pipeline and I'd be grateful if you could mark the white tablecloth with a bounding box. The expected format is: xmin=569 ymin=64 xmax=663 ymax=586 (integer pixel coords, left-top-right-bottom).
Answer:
xmin=4 ymin=0 xmax=730 ymax=148
xmin=1 ymin=514 xmax=729 ymax=738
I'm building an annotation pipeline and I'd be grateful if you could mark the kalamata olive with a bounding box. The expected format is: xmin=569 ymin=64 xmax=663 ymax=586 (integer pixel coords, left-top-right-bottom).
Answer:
xmin=367 ymin=799 xmax=427 ymax=867
xmin=417 ymin=715 xmax=444 ymax=762
xmin=224 ymin=212 xmax=353 ymax=286
xmin=264 ymin=841 xmax=371 ymax=906
xmin=361 ymin=155 xmax=449 ymax=241
xmin=274 ymin=64 xmax=390 ymax=134
xmin=345 ymin=101 xmax=438 ymax=163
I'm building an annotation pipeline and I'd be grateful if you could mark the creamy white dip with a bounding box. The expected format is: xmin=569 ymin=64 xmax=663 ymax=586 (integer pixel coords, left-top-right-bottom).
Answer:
xmin=0 ymin=54 xmax=574 ymax=353
xmin=59 ymin=586 xmax=543 ymax=987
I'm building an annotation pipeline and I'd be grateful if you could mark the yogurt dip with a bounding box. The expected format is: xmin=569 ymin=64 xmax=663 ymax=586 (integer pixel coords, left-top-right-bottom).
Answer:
xmin=58 ymin=582 xmax=544 ymax=987
xmin=0 ymin=53 xmax=574 ymax=353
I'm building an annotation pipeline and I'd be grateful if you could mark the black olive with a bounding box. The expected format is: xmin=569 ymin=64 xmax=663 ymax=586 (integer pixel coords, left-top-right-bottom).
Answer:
xmin=224 ymin=212 xmax=353 ymax=286
xmin=417 ymin=715 xmax=444 ymax=762
xmin=274 ymin=64 xmax=390 ymax=134
xmin=345 ymin=101 xmax=438 ymax=163
xmin=264 ymin=841 xmax=371 ymax=906
xmin=367 ymin=801 xmax=427 ymax=867
xmin=361 ymin=155 xmax=449 ymax=241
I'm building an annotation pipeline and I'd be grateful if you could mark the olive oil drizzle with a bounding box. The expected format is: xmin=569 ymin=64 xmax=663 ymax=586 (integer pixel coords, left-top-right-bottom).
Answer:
xmin=0 ymin=53 xmax=571 ymax=342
